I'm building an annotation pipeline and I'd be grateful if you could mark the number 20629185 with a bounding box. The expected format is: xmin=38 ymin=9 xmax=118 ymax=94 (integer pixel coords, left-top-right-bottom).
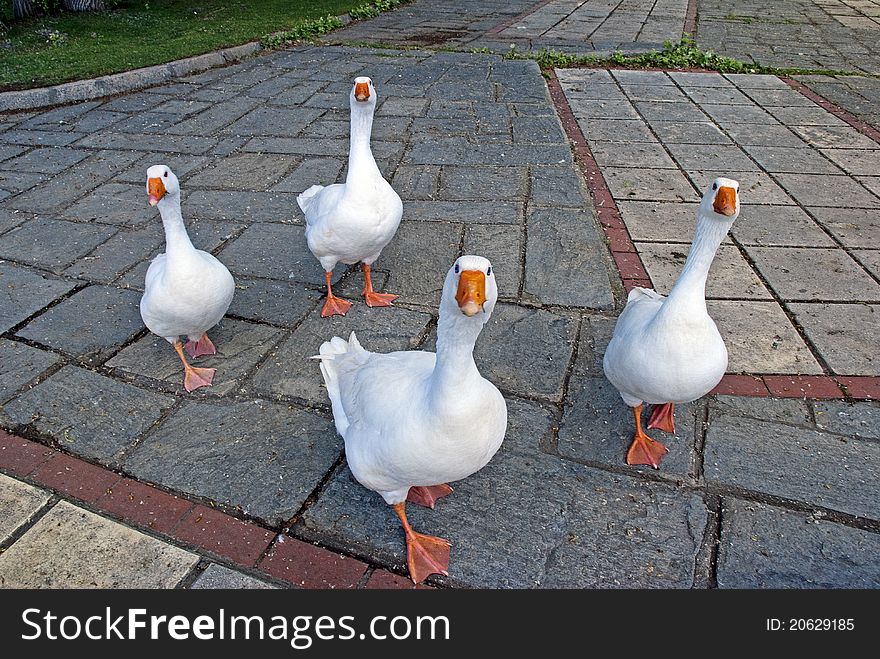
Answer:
xmin=766 ymin=619 xmax=854 ymax=631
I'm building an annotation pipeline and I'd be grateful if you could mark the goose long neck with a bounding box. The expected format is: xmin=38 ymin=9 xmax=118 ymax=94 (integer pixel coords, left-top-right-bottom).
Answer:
xmin=346 ymin=104 xmax=380 ymax=186
xmin=430 ymin=309 xmax=483 ymax=397
xmin=157 ymin=193 xmax=194 ymax=259
xmin=662 ymin=212 xmax=733 ymax=315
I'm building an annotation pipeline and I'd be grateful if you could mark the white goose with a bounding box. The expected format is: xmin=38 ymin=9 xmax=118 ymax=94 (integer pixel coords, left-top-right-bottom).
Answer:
xmin=603 ymin=177 xmax=740 ymax=468
xmin=298 ymin=76 xmax=403 ymax=317
xmin=139 ymin=165 xmax=235 ymax=392
xmin=316 ymin=256 xmax=507 ymax=583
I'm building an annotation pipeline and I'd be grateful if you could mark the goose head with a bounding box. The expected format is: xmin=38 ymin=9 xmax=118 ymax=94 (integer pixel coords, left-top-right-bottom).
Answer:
xmin=350 ymin=76 xmax=377 ymax=110
xmin=146 ymin=165 xmax=181 ymax=207
xmin=701 ymin=176 xmax=740 ymax=222
xmin=441 ymin=255 xmax=498 ymax=323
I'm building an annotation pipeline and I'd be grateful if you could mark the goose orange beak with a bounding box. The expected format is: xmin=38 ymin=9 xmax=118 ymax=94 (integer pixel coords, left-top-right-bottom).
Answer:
xmin=354 ymin=81 xmax=370 ymax=102
xmin=456 ymin=270 xmax=486 ymax=317
xmin=713 ymin=185 xmax=737 ymax=216
xmin=148 ymin=177 xmax=166 ymax=206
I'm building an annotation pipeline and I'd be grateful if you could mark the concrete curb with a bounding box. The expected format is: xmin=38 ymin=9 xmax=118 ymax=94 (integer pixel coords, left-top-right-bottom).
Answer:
xmin=0 ymin=7 xmax=368 ymax=113
xmin=0 ymin=41 xmax=262 ymax=113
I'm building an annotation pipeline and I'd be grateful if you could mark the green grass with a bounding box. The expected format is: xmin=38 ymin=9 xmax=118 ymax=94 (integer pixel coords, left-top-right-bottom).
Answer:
xmin=0 ymin=0 xmax=369 ymax=90
xmin=527 ymin=38 xmax=866 ymax=78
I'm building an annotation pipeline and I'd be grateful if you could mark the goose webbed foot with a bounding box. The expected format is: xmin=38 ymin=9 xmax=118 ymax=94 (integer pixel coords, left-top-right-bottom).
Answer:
xmin=174 ymin=341 xmax=215 ymax=392
xmin=648 ymin=402 xmax=675 ymax=433
xmin=393 ymin=502 xmax=451 ymax=584
xmin=364 ymin=291 xmax=398 ymax=308
xmin=321 ymin=270 xmax=352 ymax=317
xmin=185 ymin=333 xmax=216 ymax=358
xmin=626 ymin=404 xmax=668 ymax=469
xmin=407 ymin=484 xmax=454 ymax=509
xmin=183 ymin=366 xmax=215 ymax=392
xmin=321 ymin=294 xmax=353 ymax=317
xmin=361 ymin=262 xmax=398 ymax=308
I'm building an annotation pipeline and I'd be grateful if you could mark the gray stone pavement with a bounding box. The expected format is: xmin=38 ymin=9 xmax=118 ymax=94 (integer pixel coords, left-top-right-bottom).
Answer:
xmin=794 ymin=73 xmax=880 ymax=130
xmin=697 ymin=0 xmax=880 ymax=74
xmin=0 ymin=13 xmax=878 ymax=587
xmin=329 ymin=0 xmax=880 ymax=131
xmin=489 ymin=0 xmax=689 ymax=53
xmin=327 ymin=0 xmax=689 ymax=54
xmin=0 ymin=472 xmax=277 ymax=588
xmin=695 ymin=0 xmax=880 ymax=129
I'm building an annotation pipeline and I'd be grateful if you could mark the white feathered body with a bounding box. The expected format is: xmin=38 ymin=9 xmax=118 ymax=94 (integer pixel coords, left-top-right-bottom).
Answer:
xmin=140 ymin=244 xmax=234 ymax=342
xmin=603 ymin=286 xmax=727 ymax=407
xmin=298 ymin=179 xmax=402 ymax=271
xmin=318 ymin=333 xmax=507 ymax=505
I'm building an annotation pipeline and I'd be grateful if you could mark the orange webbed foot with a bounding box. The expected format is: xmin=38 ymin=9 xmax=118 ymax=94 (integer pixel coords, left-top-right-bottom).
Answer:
xmin=626 ymin=431 xmax=668 ymax=469
xmin=321 ymin=295 xmax=352 ymax=318
xmin=185 ymin=334 xmax=216 ymax=358
xmin=407 ymin=484 xmax=454 ymax=509
xmin=647 ymin=402 xmax=675 ymax=433
xmin=363 ymin=291 xmax=398 ymax=308
xmin=183 ymin=366 xmax=215 ymax=392
xmin=405 ymin=531 xmax=451 ymax=584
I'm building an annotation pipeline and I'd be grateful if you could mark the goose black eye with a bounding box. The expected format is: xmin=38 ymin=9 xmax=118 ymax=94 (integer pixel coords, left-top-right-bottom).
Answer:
xmin=164 ymin=171 xmax=168 ymax=178
xmin=487 ymin=267 xmax=492 ymax=276
xmin=712 ymin=182 xmax=717 ymax=190
xmin=454 ymin=263 xmax=460 ymax=274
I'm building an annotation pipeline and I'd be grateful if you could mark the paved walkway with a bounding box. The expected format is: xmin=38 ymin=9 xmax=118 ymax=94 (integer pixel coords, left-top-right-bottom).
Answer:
xmin=328 ymin=0 xmax=689 ymax=53
xmin=328 ymin=0 xmax=880 ymax=133
xmin=0 ymin=4 xmax=879 ymax=589
xmin=697 ymin=0 xmax=880 ymax=74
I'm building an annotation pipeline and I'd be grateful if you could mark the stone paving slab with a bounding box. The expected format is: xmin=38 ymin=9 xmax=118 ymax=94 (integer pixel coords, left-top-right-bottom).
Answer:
xmin=0 ymin=472 xmax=50 ymax=544
xmin=0 ymin=338 xmax=59 ymax=403
xmin=0 ymin=499 xmax=198 ymax=588
xmin=2 ymin=365 xmax=175 ymax=462
xmin=795 ymin=74 xmax=880 ymax=130
xmin=107 ymin=317 xmax=283 ymax=396
xmin=191 ymin=563 xmax=278 ymax=589
xmin=704 ymin=412 xmax=880 ymax=519
xmin=0 ymin=262 xmax=77 ymax=333
xmin=122 ymin=400 xmax=342 ymax=526
xmin=16 ymin=285 xmax=143 ymax=363
xmin=717 ymin=498 xmax=880 ymax=588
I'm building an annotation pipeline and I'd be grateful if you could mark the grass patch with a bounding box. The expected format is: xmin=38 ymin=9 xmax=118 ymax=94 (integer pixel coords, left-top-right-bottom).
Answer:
xmin=0 ymin=0 xmax=373 ymax=90
xmin=528 ymin=38 xmax=866 ymax=77
xmin=264 ymin=0 xmax=413 ymax=49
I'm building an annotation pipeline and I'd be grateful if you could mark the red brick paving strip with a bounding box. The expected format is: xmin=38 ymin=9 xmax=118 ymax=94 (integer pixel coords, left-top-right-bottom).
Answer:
xmin=0 ymin=429 xmax=55 ymax=477
xmin=364 ymin=569 xmax=432 ymax=590
xmin=711 ymin=375 xmax=770 ymax=397
xmin=781 ymin=77 xmax=880 ymax=146
xmin=174 ymin=505 xmax=275 ymax=567
xmin=545 ymin=69 xmax=651 ymax=286
xmin=623 ymin=278 xmax=654 ymax=293
xmin=99 ymin=477 xmax=194 ymax=534
xmin=764 ymin=375 xmax=844 ymax=399
xmin=834 ymin=376 xmax=880 ymax=401
xmin=31 ymin=453 xmax=121 ymax=503
xmin=258 ymin=536 xmax=368 ymax=589
xmin=684 ymin=0 xmax=698 ymax=36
